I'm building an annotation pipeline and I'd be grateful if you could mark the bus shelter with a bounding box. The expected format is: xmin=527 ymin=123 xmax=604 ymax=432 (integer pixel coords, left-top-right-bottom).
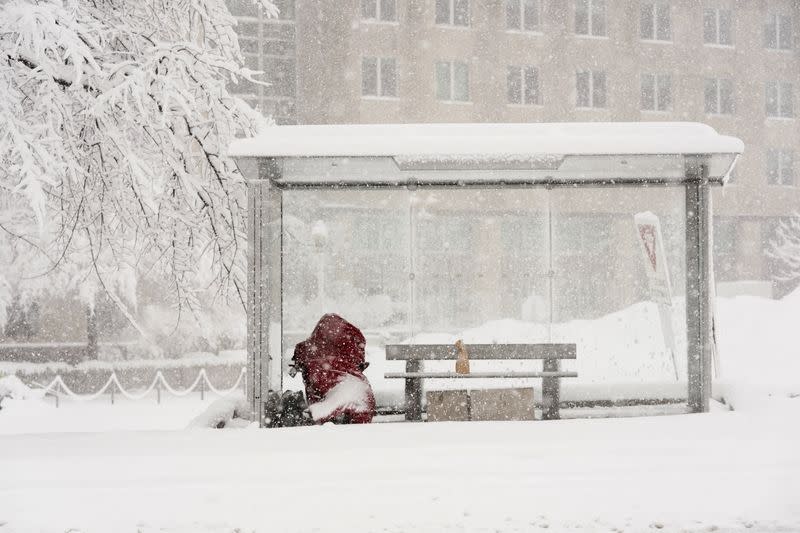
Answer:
xmin=230 ymin=122 xmax=743 ymax=427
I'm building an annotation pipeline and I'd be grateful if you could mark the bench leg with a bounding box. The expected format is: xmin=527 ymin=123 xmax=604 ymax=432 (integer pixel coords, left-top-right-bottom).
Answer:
xmin=542 ymin=358 xmax=560 ymax=420
xmin=405 ymin=360 xmax=422 ymax=421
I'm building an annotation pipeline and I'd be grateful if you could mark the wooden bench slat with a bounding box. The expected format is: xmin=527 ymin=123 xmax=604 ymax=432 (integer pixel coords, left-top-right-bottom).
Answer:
xmin=385 ymin=371 xmax=578 ymax=379
xmin=385 ymin=343 xmax=576 ymax=361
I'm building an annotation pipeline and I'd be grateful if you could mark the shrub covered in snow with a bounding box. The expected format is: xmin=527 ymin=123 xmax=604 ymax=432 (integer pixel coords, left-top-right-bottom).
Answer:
xmin=0 ymin=375 xmax=42 ymax=410
xmin=187 ymin=394 xmax=252 ymax=429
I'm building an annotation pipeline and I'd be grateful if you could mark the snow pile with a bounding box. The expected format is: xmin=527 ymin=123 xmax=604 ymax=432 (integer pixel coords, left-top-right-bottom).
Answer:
xmin=0 ymin=412 xmax=797 ymax=532
xmin=362 ymin=300 xmax=683 ymax=408
xmin=714 ymin=288 xmax=800 ymax=411
xmin=187 ymin=394 xmax=252 ymax=429
xmin=0 ymin=375 xmax=48 ymax=425
xmin=0 ymin=374 xmax=42 ymax=402
xmin=360 ymin=289 xmax=800 ymax=411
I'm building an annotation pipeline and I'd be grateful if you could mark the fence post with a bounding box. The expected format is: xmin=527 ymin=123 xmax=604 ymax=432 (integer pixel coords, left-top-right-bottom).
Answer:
xmin=156 ymin=379 xmax=161 ymax=404
xmin=200 ymin=374 xmax=205 ymax=401
xmin=110 ymin=374 xmax=115 ymax=405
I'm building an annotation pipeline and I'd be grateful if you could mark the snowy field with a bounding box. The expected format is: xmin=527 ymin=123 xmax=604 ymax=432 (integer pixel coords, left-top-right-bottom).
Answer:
xmin=1 ymin=410 xmax=798 ymax=533
xmin=2 ymin=291 xmax=799 ymax=532
xmin=0 ymin=392 xmax=218 ymax=434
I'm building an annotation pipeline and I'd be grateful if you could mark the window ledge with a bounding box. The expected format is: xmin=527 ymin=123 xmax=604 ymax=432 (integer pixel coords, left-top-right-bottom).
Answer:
xmin=361 ymin=95 xmax=401 ymax=101
xmin=641 ymin=109 xmax=672 ymax=114
xmin=765 ymin=116 xmax=796 ymax=122
xmin=360 ymin=20 xmax=400 ymax=26
xmin=434 ymin=23 xmax=472 ymax=30
xmin=640 ymin=38 xmax=673 ymax=45
xmin=765 ymin=47 xmax=795 ymax=53
xmin=575 ymin=106 xmax=608 ymax=110
xmin=234 ymin=17 xmax=293 ymax=25
xmin=505 ymin=29 xmax=544 ymax=36
xmin=705 ymin=112 xmax=735 ymax=117
xmin=704 ymin=43 xmax=735 ymax=50
xmin=438 ymin=100 xmax=473 ymax=105
xmin=506 ymin=103 xmax=544 ymax=108
xmin=574 ymin=34 xmax=609 ymax=40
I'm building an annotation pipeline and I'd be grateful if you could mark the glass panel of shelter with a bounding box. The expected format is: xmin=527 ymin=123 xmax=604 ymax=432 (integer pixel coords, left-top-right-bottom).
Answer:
xmin=280 ymin=180 xmax=689 ymax=411
xmin=281 ymin=189 xmax=413 ymax=396
xmin=550 ymin=186 xmax=688 ymax=408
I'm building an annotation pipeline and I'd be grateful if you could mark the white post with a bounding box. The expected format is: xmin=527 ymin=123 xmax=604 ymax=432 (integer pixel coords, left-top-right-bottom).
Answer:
xmin=634 ymin=212 xmax=679 ymax=380
xmin=247 ymin=158 xmax=283 ymax=427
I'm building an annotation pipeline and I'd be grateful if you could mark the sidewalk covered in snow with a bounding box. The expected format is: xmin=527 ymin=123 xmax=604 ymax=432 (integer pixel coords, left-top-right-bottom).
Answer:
xmin=230 ymin=122 xmax=743 ymax=426
xmin=1 ymin=410 xmax=798 ymax=532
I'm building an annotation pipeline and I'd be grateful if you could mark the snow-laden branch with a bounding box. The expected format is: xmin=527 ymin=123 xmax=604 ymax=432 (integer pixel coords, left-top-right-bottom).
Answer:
xmin=0 ymin=0 xmax=274 ymax=336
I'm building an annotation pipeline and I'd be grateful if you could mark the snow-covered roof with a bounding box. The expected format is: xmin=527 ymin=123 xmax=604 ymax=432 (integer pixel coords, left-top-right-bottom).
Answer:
xmin=229 ymin=122 xmax=743 ymax=158
xmin=230 ymin=123 xmax=742 ymax=186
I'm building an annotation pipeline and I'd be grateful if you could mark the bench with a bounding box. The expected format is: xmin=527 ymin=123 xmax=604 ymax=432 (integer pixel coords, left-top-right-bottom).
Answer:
xmin=384 ymin=343 xmax=577 ymax=421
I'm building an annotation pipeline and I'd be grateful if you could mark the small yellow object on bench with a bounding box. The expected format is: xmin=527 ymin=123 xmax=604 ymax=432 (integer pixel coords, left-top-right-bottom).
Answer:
xmin=454 ymin=339 xmax=470 ymax=375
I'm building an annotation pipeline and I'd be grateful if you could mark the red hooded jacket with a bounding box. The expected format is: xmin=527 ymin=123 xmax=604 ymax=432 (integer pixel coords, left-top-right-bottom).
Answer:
xmin=292 ymin=314 xmax=375 ymax=424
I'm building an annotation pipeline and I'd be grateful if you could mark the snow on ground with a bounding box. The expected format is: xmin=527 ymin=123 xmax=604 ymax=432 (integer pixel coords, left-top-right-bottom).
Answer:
xmin=361 ymin=300 xmax=683 ymax=410
xmin=1 ymin=291 xmax=799 ymax=531
xmin=714 ymin=290 xmax=800 ymax=412
xmin=0 ymin=389 xmax=223 ymax=434
xmin=362 ymin=290 xmax=800 ymax=411
xmin=1 ymin=410 xmax=798 ymax=533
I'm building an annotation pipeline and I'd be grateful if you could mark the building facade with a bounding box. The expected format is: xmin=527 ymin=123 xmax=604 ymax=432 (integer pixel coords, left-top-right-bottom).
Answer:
xmin=228 ymin=0 xmax=800 ymax=329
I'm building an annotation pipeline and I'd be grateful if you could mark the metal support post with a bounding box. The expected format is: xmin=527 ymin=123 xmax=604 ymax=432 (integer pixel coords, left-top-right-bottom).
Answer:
xmin=247 ymin=158 xmax=283 ymax=427
xmin=685 ymin=156 xmax=713 ymax=413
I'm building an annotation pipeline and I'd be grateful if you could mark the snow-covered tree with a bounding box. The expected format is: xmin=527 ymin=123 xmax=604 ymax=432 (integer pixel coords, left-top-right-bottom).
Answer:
xmin=768 ymin=212 xmax=800 ymax=285
xmin=0 ymin=0 xmax=274 ymax=335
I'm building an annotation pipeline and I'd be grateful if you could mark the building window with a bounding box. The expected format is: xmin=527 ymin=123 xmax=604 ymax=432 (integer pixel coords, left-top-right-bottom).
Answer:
xmin=232 ymin=0 xmax=294 ymax=19
xmin=436 ymin=61 xmax=469 ymax=102
xmin=766 ymin=81 xmax=794 ymax=118
xmin=641 ymin=1 xmax=671 ymax=41
xmin=576 ymin=70 xmax=606 ymax=108
xmin=703 ymin=8 xmax=732 ymax=45
xmin=767 ymin=150 xmax=795 ymax=186
xmin=507 ymin=66 xmax=540 ymax=105
xmin=641 ymin=73 xmax=671 ymax=111
xmin=506 ymin=0 xmax=540 ymax=32
xmin=361 ymin=0 xmax=396 ymax=22
xmin=575 ymin=0 xmax=606 ymax=37
xmin=704 ymin=78 xmax=734 ymax=115
xmin=274 ymin=0 xmax=295 ymax=19
xmin=362 ymin=57 xmax=397 ymax=97
xmin=436 ymin=0 xmax=469 ymax=26
xmin=765 ymin=13 xmax=793 ymax=50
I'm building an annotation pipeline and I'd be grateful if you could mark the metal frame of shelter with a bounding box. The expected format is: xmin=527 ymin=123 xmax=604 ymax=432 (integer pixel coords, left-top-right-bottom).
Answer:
xmin=231 ymin=123 xmax=743 ymax=427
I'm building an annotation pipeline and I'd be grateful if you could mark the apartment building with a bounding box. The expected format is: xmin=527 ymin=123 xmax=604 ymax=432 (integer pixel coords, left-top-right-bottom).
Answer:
xmin=228 ymin=0 xmax=800 ymax=328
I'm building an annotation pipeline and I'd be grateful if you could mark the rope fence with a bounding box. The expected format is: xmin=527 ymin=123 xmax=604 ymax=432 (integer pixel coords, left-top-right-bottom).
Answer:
xmin=34 ymin=367 xmax=247 ymax=407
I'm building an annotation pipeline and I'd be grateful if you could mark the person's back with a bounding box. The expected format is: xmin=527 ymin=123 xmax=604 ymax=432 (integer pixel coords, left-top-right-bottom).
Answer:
xmin=292 ymin=314 xmax=375 ymax=424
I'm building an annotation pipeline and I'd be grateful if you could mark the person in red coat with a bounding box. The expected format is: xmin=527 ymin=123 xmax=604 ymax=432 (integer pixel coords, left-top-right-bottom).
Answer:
xmin=291 ymin=314 xmax=376 ymax=424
